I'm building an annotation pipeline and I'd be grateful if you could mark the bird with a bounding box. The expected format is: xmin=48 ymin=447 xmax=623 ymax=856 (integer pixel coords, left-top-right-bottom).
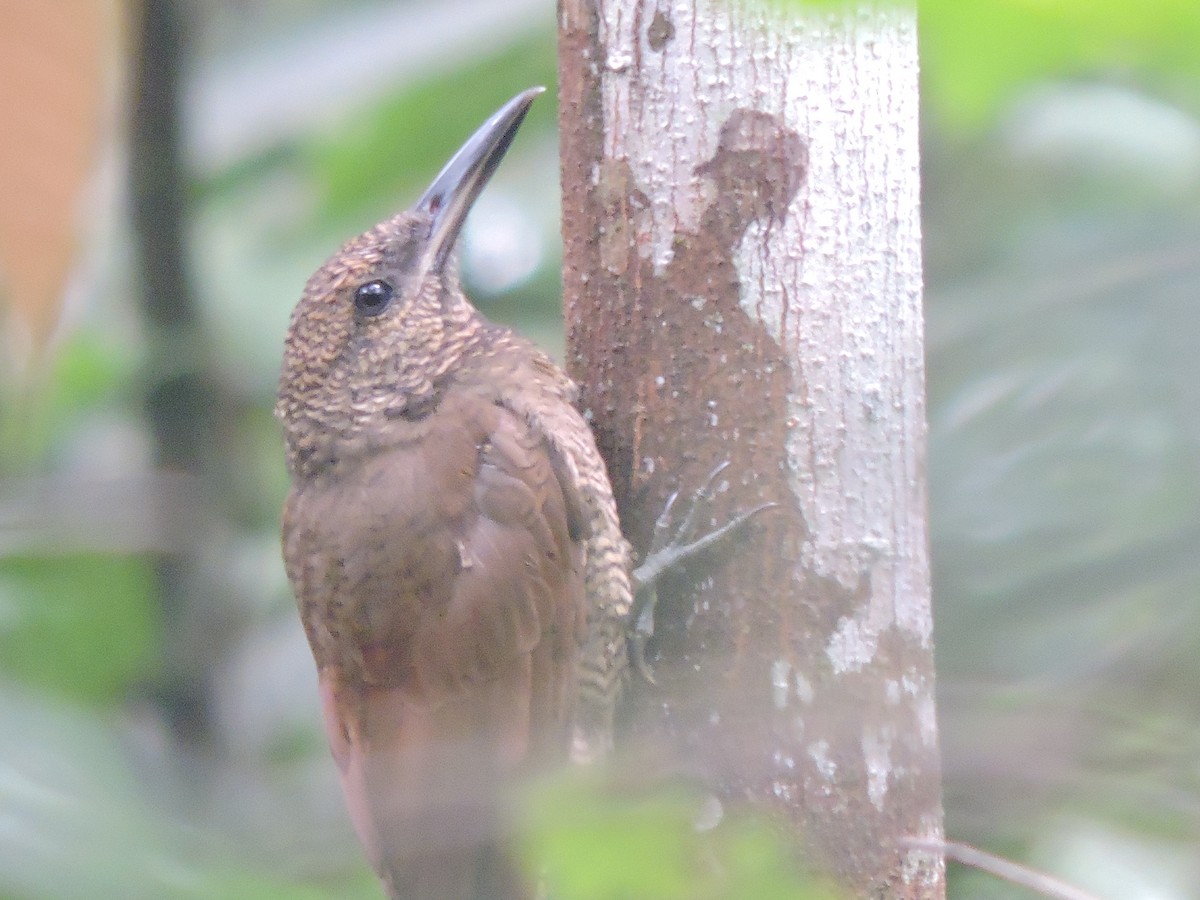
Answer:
xmin=275 ymin=88 xmax=635 ymax=899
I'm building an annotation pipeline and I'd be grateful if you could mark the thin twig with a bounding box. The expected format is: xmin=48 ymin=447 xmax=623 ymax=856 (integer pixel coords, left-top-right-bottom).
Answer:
xmin=901 ymin=837 xmax=1104 ymax=900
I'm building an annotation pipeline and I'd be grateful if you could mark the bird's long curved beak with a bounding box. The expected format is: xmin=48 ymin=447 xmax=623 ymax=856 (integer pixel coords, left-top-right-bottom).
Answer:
xmin=416 ymin=86 xmax=545 ymax=275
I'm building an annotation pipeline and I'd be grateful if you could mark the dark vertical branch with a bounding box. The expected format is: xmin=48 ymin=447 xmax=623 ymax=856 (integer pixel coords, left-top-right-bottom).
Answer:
xmin=130 ymin=1 xmax=191 ymax=334
xmin=129 ymin=0 xmax=220 ymax=745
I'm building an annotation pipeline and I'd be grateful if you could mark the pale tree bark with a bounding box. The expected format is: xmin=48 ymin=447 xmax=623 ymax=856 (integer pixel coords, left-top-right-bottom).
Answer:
xmin=558 ymin=0 xmax=944 ymax=896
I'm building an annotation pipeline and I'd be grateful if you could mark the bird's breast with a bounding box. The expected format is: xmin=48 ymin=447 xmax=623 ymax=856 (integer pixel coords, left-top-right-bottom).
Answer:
xmin=283 ymin=394 xmax=496 ymax=684
xmin=282 ymin=385 xmax=585 ymax=708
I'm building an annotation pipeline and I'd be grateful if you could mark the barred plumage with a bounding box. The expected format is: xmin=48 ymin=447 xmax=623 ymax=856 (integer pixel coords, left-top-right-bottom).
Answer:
xmin=277 ymin=89 xmax=634 ymax=900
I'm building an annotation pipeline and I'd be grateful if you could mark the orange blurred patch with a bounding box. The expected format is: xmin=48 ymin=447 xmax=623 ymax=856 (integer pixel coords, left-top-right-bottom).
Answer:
xmin=0 ymin=0 xmax=117 ymax=358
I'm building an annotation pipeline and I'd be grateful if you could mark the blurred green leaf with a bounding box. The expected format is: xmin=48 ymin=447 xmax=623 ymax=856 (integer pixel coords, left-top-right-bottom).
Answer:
xmin=521 ymin=772 xmax=841 ymax=900
xmin=49 ymin=334 xmax=130 ymax=416
xmin=2 ymin=333 xmax=131 ymax=470
xmin=0 ymin=554 xmax=157 ymax=705
xmin=306 ymin=29 xmax=557 ymax=224
xmin=920 ymin=0 xmax=1200 ymax=128
xmin=765 ymin=0 xmax=1200 ymax=129
xmin=0 ymin=687 xmax=368 ymax=900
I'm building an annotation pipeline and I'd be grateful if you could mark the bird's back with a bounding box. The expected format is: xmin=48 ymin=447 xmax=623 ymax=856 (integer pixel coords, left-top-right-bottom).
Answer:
xmin=283 ymin=370 xmax=587 ymax=898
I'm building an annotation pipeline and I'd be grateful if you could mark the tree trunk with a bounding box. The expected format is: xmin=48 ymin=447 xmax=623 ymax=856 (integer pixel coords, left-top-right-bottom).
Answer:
xmin=558 ymin=1 xmax=944 ymax=896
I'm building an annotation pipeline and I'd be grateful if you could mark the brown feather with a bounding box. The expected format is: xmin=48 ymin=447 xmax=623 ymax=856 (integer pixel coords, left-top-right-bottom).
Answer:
xmin=277 ymin=95 xmax=631 ymax=898
xmin=283 ymin=374 xmax=586 ymax=898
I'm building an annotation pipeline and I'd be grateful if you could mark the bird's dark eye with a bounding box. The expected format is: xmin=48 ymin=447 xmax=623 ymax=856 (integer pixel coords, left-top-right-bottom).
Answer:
xmin=354 ymin=280 xmax=393 ymax=317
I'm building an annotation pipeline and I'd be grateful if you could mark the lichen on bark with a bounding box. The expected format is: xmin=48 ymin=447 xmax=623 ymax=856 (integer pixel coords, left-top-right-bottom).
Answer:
xmin=559 ymin=0 xmax=944 ymax=895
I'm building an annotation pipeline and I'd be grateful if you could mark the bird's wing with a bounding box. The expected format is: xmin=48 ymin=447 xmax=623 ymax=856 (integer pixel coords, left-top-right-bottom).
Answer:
xmin=285 ymin=390 xmax=585 ymax=899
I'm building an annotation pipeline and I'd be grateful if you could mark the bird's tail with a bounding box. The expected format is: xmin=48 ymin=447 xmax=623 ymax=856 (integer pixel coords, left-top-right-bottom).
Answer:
xmin=321 ymin=676 xmax=534 ymax=900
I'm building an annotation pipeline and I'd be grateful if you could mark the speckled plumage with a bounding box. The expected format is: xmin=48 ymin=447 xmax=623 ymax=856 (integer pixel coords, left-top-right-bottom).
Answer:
xmin=277 ymin=201 xmax=632 ymax=897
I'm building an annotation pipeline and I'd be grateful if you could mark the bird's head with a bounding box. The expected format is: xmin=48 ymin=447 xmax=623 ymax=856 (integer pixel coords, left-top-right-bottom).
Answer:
xmin=276 ymin=88 xmax=543 ymax=475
